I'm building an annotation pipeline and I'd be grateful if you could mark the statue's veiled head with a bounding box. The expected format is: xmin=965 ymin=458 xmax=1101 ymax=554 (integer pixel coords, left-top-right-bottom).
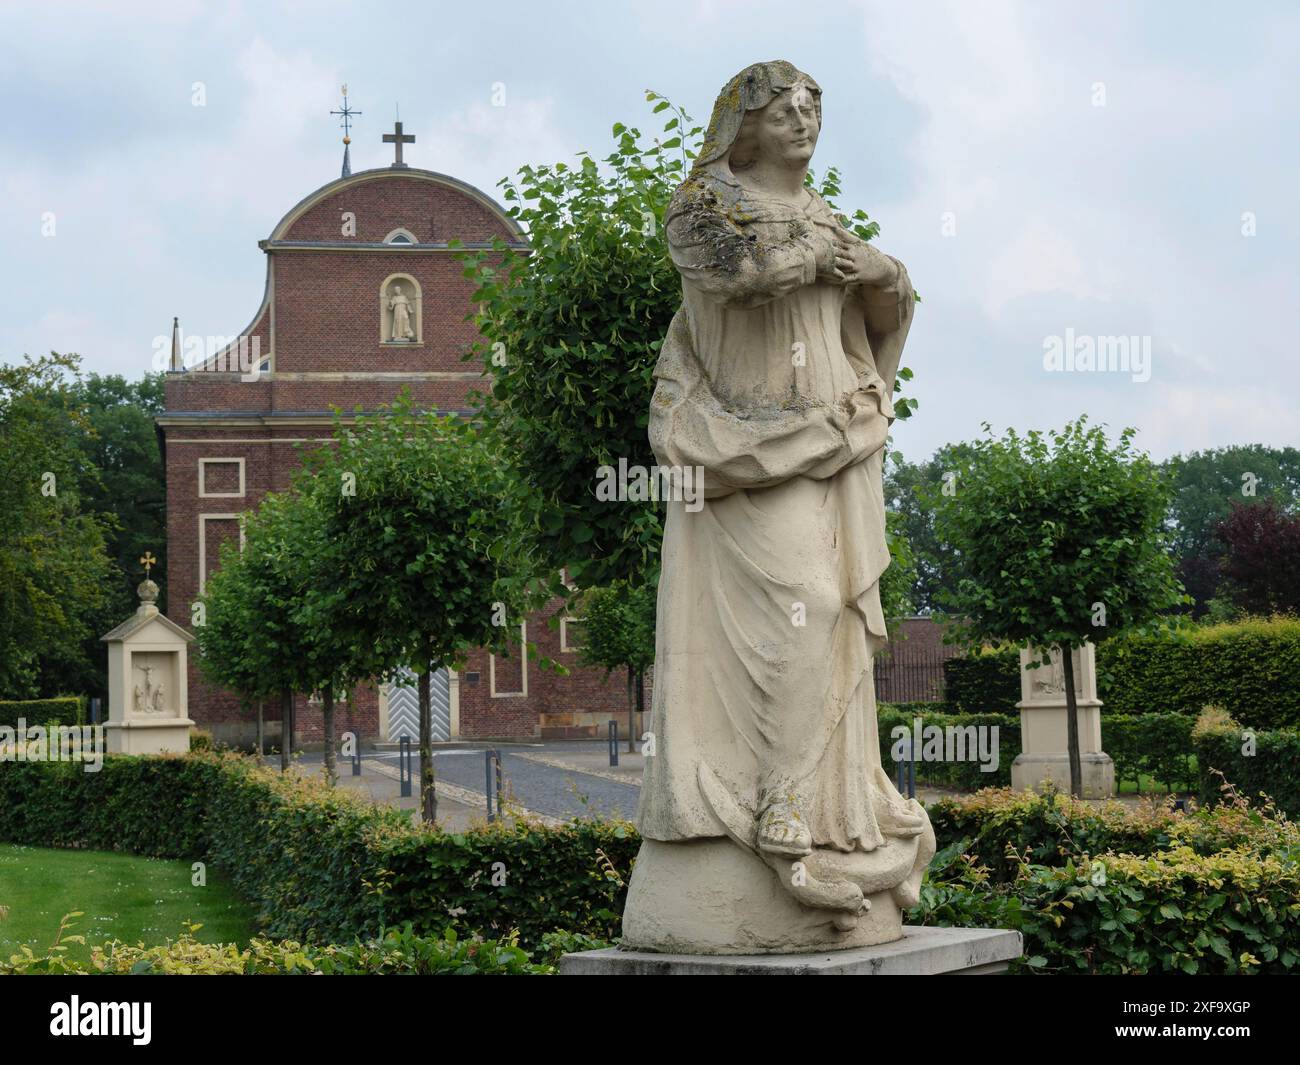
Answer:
xmin=695 ymin=60 xmax=822 ymax=176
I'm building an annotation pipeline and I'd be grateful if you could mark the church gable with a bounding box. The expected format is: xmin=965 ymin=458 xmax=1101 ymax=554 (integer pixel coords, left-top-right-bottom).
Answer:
xmin=274 ymin=171 xmax=523 ymax=245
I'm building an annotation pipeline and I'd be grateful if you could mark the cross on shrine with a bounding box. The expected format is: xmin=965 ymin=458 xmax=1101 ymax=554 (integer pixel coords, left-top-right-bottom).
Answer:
xmin=139 ymin=551 xmax=157 ymax=577
xmin=383 ymin=119 xmax=415 ymax=168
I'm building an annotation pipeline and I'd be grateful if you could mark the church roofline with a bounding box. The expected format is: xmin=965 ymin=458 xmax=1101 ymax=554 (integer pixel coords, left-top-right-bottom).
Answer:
xmin=259 ymin=239 xmax=527 ymax=252
xmin=157 ymin=409 xmax=476 ymax=426
xmin=268 ymin=166 xmax=527 ymax=243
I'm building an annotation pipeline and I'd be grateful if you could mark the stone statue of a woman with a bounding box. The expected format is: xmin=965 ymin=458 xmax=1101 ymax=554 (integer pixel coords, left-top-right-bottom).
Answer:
xmin=622 ymin=60 xmax=935 ymax=954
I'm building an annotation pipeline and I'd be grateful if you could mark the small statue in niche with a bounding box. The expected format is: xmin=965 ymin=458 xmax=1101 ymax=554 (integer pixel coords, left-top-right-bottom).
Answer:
xmin=388 ymin=283 xmax=415 ymax=341
xmin=133 ymin=663 xmax=167 ymax=714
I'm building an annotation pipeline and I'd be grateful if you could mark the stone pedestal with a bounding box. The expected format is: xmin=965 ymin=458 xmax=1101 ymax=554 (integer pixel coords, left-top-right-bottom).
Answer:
xmin=620 ymin=837 xmax=927 ymax=955
xmin=101 ymin=579 xmax=195 ymax=755
xmin=1009 ymin=644 xmax=1114 ymax=798
xmin=560 ymin=926 xmax=1023 ymax=975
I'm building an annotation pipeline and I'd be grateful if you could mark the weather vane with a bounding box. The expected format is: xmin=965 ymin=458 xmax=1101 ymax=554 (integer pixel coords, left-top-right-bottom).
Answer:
xmin=330 ymin=84 xmax=361 ymax=141
xmin=331 ymin=85 xmax=362 ymax=177
xmin=139 ymin=551 xmax=157 ymax=577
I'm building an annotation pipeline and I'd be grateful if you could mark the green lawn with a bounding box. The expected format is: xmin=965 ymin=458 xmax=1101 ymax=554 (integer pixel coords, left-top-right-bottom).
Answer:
xmin=0 ymin=845 xmax=256 ymax=964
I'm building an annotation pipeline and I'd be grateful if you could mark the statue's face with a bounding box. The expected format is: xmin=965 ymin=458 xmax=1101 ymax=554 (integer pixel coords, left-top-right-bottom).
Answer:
xmin=751 ymin=83 xmax=819 ymax=168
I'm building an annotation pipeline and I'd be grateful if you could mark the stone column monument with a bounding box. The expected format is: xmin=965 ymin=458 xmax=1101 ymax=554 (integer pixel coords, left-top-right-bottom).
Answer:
xmin=102 ymin=555 xmax=196 ymax=755
xmin=1010 ymin=643 xmax=1115 ymax=799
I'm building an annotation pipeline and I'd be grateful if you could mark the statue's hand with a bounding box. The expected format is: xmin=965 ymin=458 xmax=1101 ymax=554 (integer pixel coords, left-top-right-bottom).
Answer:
xmin=834 ymin=231 xmax=898 ymax=287
xmin=813 ymin=231 xmax=845 ymax=285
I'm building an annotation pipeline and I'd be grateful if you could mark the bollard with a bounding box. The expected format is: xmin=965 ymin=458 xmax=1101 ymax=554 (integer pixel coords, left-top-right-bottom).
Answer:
xmin=895 ymin=737 xmax=916 ymax=801
xmin=485 ymin=749 xmax=504 ymax=822
xmin=351 ymin=734 xmax=361 ymax=777
xmin=399 ymin=734 xmax=412 ymax=798
xmin=608 ymin=720 xmax=619 ymax=767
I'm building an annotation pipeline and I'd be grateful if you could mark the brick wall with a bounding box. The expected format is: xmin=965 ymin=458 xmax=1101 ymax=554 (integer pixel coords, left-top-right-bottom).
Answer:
xmin=163 ymin=166 xmax=624 ymax=746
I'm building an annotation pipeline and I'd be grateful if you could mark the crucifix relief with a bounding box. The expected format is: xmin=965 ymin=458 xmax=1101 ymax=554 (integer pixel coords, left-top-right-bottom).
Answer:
xmin=383 ymin=119 xmax=415 ymax=168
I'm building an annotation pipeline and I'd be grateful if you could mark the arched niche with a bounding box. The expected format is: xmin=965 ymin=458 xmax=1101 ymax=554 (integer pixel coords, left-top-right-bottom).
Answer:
xmin=380 ymin=273 xmax=423 ymax=345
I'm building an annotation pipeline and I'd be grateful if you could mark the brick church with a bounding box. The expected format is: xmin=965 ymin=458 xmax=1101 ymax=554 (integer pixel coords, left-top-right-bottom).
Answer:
xmin=159 ymin=118 xmax=631 ymax=748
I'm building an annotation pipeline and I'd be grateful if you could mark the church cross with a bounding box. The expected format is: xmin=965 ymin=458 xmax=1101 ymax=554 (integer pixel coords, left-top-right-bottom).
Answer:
xmin=383 ymin=119 xmax=415 ymax=168
xmin=139 ymin=551 xmax=157 ymax=577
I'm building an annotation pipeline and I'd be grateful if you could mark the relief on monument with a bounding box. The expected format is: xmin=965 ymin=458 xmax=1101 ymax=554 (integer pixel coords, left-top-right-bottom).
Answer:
xmin=380 ymin=274 xmax=422 ymax=344
xmin=130 ymin=652 xmax=178 ymax=718
xmin=1024 ymin=645 xmax=1086 ymax=702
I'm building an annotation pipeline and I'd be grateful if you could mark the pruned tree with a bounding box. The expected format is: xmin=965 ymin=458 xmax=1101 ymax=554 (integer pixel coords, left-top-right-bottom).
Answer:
xmin=197 ymin=488 xmax=365 ymax=779
xmin=306 ymin=394 xmax=533 ymax=821
xmin=574 ymin=578 xmax=657 ymax=752
xmin=934 ymin=417 xmax=1186 ymax=796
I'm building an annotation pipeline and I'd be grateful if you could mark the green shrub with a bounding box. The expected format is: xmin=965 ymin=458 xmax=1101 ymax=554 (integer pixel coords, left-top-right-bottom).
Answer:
xmin=926 ymin=786 xmax=1300 ymax=881
xmin=0 ymin=697 xmax=82 ymax=729
xmin=0 ymin=752 xmax=636 ymax=950
xmin=1192 ymin=708 xmax=1300 ymax=816
xmin=0 ymin=923 xmax=597 ymax=975
xmin=912 ymin=842 xmax=1300 ymax=974
xmin=1098 ymin=616 xmax=1300 ymax=728
xmin=916 ymin=787 xmax=1300 ymax=973
xmin=942 ymin=650 xmax=1019 ymax=713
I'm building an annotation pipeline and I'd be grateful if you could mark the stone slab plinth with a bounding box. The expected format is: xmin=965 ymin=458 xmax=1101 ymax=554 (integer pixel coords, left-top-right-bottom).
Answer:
xmin=559 ymin=926 xmax=1022 ymax=975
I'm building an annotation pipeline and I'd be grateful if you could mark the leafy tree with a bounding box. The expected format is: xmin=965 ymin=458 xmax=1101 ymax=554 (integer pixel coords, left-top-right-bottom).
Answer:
xmin=54 ymin=372 xmax=167 ymax=699
xmin=197 ymin=488 xmax=367 ymax=779
xmin=307 ymin=394 xmax=534 ymax=820
xmin=457 ymin=94 xmax=916 ymax=598
xmin=67 ymin=373 xmax=167 ymax=611
xmin=1213 ymin=499 xmax=1300 ymax=616
xmin=0 ymin=353 xmax=114 ymax=698
xmin=574 ymin=579 xmax=657 ymax=751
xmin=883 ymin=443 xmax=974 ymax=614
xmin=934 ymin=418 xmax=1186 ymax=796
xmin=1162 ymin=445 xmax=1300 ymax=614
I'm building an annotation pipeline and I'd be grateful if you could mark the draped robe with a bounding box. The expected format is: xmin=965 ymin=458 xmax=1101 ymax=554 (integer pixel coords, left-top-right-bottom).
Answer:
xmin=637 ymin=171 xmax=918 ymax=855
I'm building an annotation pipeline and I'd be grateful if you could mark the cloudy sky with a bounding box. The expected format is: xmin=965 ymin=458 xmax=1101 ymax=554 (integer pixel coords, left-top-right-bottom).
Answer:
xmin=2 ymin=0 xmax=1297 ymax=462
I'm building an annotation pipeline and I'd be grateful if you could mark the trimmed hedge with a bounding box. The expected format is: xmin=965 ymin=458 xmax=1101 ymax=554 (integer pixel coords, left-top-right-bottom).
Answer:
xmin=925 ymin=786 xmax=1300 ymax=880
xmin=878 ymin=706 xmax=1200 ymax=795
xmin=1098 ymin=616 xmax=1300 ymax=728
xmin=914 ymin=846 xmax=1300 ymax=974
xmin=0 ymin=697 xmax=82 ymax=729
xmin=937 ymin=618 xmax=1300 ymax=731
xmin=877 ymin=707 xmax=1017 ymax=789
xmin=942 ymin=650 xmax=1020 ymax=714
xmin=1192 ymin=709 xmax=1300 ymax=816
xmin=0 ymin=752 xmax=637 ymax=949
xmin=6 ymin=755 xmax=1298 ymax=975
xmin=1103 ymin=712 xmax=1197 ymax=792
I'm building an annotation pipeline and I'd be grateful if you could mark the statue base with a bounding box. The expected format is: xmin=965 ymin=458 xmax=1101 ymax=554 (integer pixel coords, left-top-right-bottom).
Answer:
xmin=1010 ymin=752 xmax=1115 ymax=799
xmin=621 ymin=837 xmax=915 ymax=955
xmin=105 ymin=718 xmax=195 ymax=756
xmin=562 ymin=926 xmax=1023 ymax=974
